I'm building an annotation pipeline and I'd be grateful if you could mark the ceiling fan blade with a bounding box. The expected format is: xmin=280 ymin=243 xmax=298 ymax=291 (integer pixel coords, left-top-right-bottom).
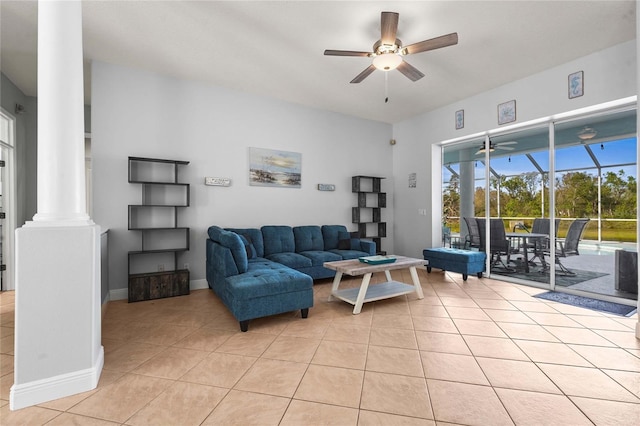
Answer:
xmin=380 ymin=11 xmax=399 ymax=45
xmin=324 ymin=49 xmax=371 ymax=57
xmin=350 ymin=65 xmax=376 ymax=83
xmin=499 ymin=141 xmax=518 ymax=145
xmin=496 ymin=146 xmax=515 ymax=151
xmin=397 ymin=60 xmax=425 ymax=82
xmin=403 ymin=32 xmax=459 ymax=55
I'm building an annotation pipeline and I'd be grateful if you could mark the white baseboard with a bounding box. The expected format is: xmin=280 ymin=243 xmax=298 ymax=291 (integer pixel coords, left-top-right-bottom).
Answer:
xmin=109 ymin=279 xmax=209 ymax=301
xmin=191 ymin=279 xmax=208 ymax=290
xmin=10 ymin=346 xmax=104 ymax=411
xmin=109 ymin=287 xmax=128 ymax=301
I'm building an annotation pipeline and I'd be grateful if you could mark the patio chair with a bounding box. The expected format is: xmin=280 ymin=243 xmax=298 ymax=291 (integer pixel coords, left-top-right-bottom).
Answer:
xmin=462 ymin=217 xmax=481 ymax=250
xmin=546 ymin=218 xmax=590 ymax=276
xmin=527 ymin=218 xmax=561 ymax=267
xmin=508 ymin=222 xmax=527 ymax=255
xmin=477 ymin=218 xmax=514 ymax=271
xmin=442 ymin=225 xmax=452 ymax=247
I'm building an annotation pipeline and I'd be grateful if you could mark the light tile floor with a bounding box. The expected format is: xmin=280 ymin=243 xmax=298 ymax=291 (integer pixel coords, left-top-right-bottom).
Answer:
xmin=1 ymin=269 xmax=639 ymax=425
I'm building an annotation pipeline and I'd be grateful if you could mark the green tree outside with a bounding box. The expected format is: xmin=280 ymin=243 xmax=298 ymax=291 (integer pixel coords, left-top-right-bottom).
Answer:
xmin=442 ymin=168 xmax=637 ymax=241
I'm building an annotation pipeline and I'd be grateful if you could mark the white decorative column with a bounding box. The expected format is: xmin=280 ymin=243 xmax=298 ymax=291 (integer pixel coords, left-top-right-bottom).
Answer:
xmin=11 ymin=0 xmax=103 ymax=410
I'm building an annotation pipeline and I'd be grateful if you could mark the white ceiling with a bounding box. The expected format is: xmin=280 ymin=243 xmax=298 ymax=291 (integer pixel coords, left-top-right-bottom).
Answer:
xmin=1 ymin=1 xmax=636 ymax=124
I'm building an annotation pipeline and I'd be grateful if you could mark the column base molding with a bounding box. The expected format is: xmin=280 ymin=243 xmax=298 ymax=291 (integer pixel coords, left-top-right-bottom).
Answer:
xmin=24 ymin=217 xmax=95 ymax=228
xmin=10 ymin=347 xmax=104 ymax=411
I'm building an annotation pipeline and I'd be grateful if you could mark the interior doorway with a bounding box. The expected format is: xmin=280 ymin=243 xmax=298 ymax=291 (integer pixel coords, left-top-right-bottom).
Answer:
xmin=0 ymin=109 xmax=16 ymax=291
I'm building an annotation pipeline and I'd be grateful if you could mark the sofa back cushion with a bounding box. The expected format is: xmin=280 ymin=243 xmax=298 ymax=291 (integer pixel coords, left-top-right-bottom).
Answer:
xmin=238 ymin=235 xmax=257 ymax=259
xmin=262 ymin=226 xmax=295 ymax=256
xmin=207 ymin=239 xmax=239 ymax=278
xmin=338 ymin=231 xmax=361 ymax=250
xmin=293 ymin=226 xmax=324 ymax=253
xmin=321 ymin=225 xmax=349 ymax=250
xmin=226 ymin=228 xmax=264 ymax=258
xmin=207 ymin=226 xmax=248 ymax=273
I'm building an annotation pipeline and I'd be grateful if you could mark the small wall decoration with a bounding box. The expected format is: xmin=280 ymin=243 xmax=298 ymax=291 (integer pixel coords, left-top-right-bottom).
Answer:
xmin=317 ymin=184 xmax=335 ymax=191
xmin=409 ymin=172 xmax=417 ymax=188
xmin=204 ymin=177 xmax=231 ymax=187
xmin=568 ymin=71 xmax=584 ymax=99
xmin=498 ymin=100 xmax=516 ymax=125
xmin=249 ymin=147 xmax=301 ymax=188
xmin=455 ymin=109 xmax=464 ymax=130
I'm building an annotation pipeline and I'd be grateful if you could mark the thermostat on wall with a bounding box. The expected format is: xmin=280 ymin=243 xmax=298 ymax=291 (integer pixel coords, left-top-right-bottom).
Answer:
xmin=205 ymin=177 xmax=231 ymax=187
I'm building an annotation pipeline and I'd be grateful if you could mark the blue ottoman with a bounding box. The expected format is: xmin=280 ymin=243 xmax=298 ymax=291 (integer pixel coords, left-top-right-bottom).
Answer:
xmin=423 ymin=248 xmax=486 ymax=281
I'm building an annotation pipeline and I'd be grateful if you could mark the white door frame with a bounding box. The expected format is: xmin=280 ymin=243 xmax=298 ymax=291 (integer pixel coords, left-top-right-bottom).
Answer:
xmin=0 ymin=108 xmax=17 ymax=291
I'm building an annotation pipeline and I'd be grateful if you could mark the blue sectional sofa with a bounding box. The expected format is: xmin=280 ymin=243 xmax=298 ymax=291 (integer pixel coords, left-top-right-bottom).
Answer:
xmin=206 ymin=224 xmax=375 ymax=331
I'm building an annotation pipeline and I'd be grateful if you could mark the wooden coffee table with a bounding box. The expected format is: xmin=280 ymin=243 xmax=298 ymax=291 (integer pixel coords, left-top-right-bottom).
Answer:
xmin=323 ymin=256 xmax=426 ymax=314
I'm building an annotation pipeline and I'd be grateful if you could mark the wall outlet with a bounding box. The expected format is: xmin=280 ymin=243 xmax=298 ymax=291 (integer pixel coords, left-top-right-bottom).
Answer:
xmin=158 ymin=264 xmax=165 ymax=272
xmin=184 ymin=263 xmax=189 ymax=270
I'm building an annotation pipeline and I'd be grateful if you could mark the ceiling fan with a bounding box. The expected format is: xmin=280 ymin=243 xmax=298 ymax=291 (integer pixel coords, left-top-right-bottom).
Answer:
xmin=324 ymin=11 xmax=459 ymax=83
xmin=476 ymin=140 xmax=517 ymax=155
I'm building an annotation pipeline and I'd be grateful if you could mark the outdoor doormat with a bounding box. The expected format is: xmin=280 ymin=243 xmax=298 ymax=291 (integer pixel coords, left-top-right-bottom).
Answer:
xmin=504 ymin=267 xmax=608 ymax=287
xmin=535 ymin=291 xmax=637 ymax=316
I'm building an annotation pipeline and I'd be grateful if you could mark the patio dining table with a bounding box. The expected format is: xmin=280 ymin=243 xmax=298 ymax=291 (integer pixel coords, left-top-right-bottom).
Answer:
xmin=505 ymin=232 xmax=549 ymax=273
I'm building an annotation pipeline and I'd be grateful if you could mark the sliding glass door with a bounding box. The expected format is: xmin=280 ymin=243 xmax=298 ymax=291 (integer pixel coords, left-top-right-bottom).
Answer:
xmin=488 ymin=127 xmax=551 ymax=286
xmin=442 ymin=138 xmax=486 ymax=251
xmin=440 ymin=100 xmax=637 ymax=305
xmin=552 ymin=109 xmax=637 ymax=302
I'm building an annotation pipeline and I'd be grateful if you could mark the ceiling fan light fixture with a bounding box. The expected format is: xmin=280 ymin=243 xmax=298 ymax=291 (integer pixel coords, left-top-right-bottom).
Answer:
xmin=372 ymin=53 xmax=402 ymax=71
xmin=478 ymin=142 xmax=495 ymax=154
xmin=577 ymin=126 xmax=597 ymax=140
xmin=477 ymin=147 xmax=495 ymax=154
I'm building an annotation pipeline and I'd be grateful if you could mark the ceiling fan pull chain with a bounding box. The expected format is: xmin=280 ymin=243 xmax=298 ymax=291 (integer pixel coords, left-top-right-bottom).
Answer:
xmin=384 ymin=71 xmax=389 ymax=103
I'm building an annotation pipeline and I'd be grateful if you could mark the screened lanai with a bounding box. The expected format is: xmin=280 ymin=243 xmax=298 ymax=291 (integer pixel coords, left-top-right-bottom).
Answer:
xmin=441 ymin=103 xmax=637 ymax=305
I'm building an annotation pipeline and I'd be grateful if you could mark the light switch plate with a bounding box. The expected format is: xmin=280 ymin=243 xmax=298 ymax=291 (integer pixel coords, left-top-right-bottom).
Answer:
xmin=205 ymin=177 xmax=231 ymax=186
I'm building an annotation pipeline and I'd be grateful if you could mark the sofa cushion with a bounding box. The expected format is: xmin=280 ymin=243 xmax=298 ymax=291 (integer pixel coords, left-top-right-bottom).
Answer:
xmin=207 ymin=226 xmax=248 ymax=273
xmin=293 ymin=226 xmax=324 ymax=252
xmin=247 ymin=259 xmax=292 ymax=272
xmin=238 ymin=235 xmax=257 ymax=259
xmin=262 ymin=226 xmax=295 ymax=256
xmin=226 ymin=268 xmax=312 ymax=300
xmin=226 ymin=228 xmax=264 ymax=258
xmin=207 ymin=239 xmax=239 ymax=278
xmin=321 ymin=225 xmax=349 ymax=250
xmin=338 ymin=231 xmax=360 ymax=250
xmin=266 ymin=252 xmax=313 ymax=269
xmin=329 ymin=248 xmax=371 ymax=260
xmin=300 ymin=250 xmax=342 ymax=266
xmin=337 ymin=231 xmax=350 ymax=249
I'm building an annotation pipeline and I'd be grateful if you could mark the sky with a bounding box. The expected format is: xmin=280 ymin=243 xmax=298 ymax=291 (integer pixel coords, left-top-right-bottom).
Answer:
xmin=443 ymin=137 xmax=637 ymax=185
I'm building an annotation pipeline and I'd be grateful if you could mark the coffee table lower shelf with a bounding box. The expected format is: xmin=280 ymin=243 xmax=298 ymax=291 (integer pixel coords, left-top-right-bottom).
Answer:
xmin=332 ymin=281 xmax=417 ymax=306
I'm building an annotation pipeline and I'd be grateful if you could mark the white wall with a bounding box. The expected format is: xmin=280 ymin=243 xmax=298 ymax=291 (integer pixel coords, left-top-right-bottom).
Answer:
xmin=392 ymin=40 xmax=637 ymax=259
xmin=91 ymin=61 xmax=393 ymax=295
